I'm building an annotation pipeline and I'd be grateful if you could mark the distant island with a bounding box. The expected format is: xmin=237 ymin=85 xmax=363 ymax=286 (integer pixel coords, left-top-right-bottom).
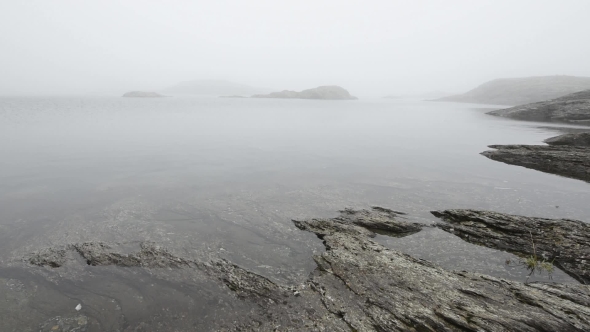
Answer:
xmin=252 ymin=86 xmax=357 ymax=100
xmin=434 ymin=75 xmax=590 ymax=106
xmin=162 ymin=80 xmax=271 ymax=96
xmin=384 ymin=91 xmax=451 ymax=100
xmin=487 ymin=89 xmax=590 ymax=125
xmin=122 ymin=91 xmax=165 ymax=98
xmin=218 ymin=95 xmax=248 ymax=98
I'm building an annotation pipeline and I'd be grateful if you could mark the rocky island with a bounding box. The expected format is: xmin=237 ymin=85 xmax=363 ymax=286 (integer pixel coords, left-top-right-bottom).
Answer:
xmin=252 ymin=85 xmax=358 ymax=100
xmin=122 ymin=91 xmax=165 ymax=98
xmin=435 ymin=75 xmax=590 ymax=106
xmin=487 ymin=89 xmax=590 ymax=125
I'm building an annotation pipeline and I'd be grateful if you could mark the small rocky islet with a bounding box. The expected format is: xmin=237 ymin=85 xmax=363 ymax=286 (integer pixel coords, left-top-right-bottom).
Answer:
xmin=122 ymin=91 xmax=166 ymax=98
xmin=251 ymin=85 xmax=358 ymax=100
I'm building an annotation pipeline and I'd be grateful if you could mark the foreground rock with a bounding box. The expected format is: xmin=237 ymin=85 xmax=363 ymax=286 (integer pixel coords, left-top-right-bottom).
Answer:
xmin=122 ymin=91 xmax=165 ymax=98
xmin=26 ymin=207 xmax=590 ymax=331
xmin=487 ymin=89 xmax=590 ymax=124
xmin=216 ymin=208 xmax=590 ymax=331
xmin=252 ymin=85 xmax=357 ymax=100
xmin=432 ymin=209 xmax=590 ymax=284
xmin=435 ymin=75 xmax=590 ymax=106
xmin=481 ymin=133 xmax=590 ymax=182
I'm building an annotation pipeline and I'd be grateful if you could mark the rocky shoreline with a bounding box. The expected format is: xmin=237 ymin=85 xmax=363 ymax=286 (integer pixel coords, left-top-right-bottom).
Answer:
xmin=487 ymin=89 xmax=590 ymax=124
xmin=433 ymin=209 xmax=590 ymax=284
xmin=481 ymin=132 xmax=590 ymax=183
xmin=24 ymin=207 xmax=590 ymax=331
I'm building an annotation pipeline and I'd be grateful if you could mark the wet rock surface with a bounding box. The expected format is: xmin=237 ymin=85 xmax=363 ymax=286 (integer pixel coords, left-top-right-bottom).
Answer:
xmin=433 ymin=209 xmax=590 ymax=284
xmin=217 ymin=208 xmax=590 ymax=331
xmin=29 ymin=241 xmax=194 ymax=268
xmin=482 ymin=144 xmax=590 ymax=182
xmin=21 ymin=207 xmax=590 ymax=331
xmin=481 ymin=132 xmax=590 ymax=182
xmin=487 ymin=89 xmax=590 ymax=124
xmin=39 ymin=315 xmax=89 ymax=332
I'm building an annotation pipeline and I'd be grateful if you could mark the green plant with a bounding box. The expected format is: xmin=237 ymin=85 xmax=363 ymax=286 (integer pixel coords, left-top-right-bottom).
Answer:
xmin=505 ymin=231 xmax=554 ymax=282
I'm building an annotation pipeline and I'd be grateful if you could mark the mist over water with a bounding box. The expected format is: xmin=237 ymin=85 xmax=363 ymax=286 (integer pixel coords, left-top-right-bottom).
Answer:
xmin=1 ymin=97 xmax=588 ymax=274
xmin=2 ymin=1 xmax=590 ymax=330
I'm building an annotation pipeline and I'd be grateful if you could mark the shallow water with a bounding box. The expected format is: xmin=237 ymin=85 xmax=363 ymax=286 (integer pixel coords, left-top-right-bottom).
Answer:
xmin=0 ymin=96 xmax=588 ymax=330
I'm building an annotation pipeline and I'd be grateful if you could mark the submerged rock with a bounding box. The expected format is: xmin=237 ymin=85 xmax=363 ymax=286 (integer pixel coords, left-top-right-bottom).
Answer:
xmin=29 ymin=247 xmax=67 ymax=268
xmin=251 ymin=85 xmax=358 ymax=100
xmin=39 ymin=315 xmax=88 ymax=332
xmin=481 ymin=141 xmax=590 ymax=182
xmin=28 ymin=241 xmax=193 ymax=268
xmin=122 ymin=91 xmax=165 ymax=98
xmin=432 ymin=209 xmax=590 ymax=284
xmin=487 ymin=89 xmax=590 ymax=124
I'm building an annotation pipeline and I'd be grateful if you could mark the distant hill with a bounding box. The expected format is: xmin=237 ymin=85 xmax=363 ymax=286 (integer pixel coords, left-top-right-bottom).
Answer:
xmin=162 ymin=80 xmax=271 ymax=96
xmin=252 ymin=86 xmax=357 ymax=100
xmin=487 ymin=89 xmax=590 ymax=125
xmin=435 ymin=76 xmax=590 ymax=106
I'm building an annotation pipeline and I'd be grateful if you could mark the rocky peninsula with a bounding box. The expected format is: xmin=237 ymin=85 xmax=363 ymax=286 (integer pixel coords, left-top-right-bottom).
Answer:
xmin=435 ymin=75 xmax=590 ymax=106
xmin=24 ymin=207 xmax=590 ymax=331
xmin=481 ymin=132 xmax=590 ymax=183
xmin=487 ymin=89 xmax=590 ymax=125
xmin=122 ymin=91 xmax=165 ymax=98
xmin=252 ymin=85 xmax=358 ymax=100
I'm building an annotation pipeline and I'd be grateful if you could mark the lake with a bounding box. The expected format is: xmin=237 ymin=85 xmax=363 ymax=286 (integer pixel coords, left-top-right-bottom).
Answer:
xmin=1 ymin=96 xmax=588 ymax=330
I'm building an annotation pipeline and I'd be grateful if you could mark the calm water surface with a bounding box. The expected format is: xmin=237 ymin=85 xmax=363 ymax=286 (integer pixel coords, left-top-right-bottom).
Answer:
xmin=0 ymin=96 xmax=588 ymax=330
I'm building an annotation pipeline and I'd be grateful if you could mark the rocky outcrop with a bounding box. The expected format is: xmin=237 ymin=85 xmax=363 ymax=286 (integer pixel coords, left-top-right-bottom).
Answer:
xmin=252 ymin=85 xmax=358 ymax=100
xmin=487 ymin=89 xmax=590 ymax=124
xmin=545 ymin=132 xmax=590 ymax=146
xmin=122 ymin=91 xmax=165 ymax=98
xmin=26 ymin=207 xmax=590 ymax=331
xmin=482 ymin=144 xmax=590 ymax=182
xmin=481 ymin=132 xmax=590 ymax=182
xmin=435 ymin=75 xmax=590 ymax=106
xmin=28 ymin=241 xmax=193 ymax=268
xmin=432 ymin=209 xmax=590 ymax=284
xmin=28 ymin=247 xmax=67 ymax=268
xmin=217 ymin=208 xmax=590 ymax=331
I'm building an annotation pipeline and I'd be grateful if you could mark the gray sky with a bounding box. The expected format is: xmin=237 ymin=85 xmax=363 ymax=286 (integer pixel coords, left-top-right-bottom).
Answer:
xmin=1 ymin=0 xmax=589 ymax=97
